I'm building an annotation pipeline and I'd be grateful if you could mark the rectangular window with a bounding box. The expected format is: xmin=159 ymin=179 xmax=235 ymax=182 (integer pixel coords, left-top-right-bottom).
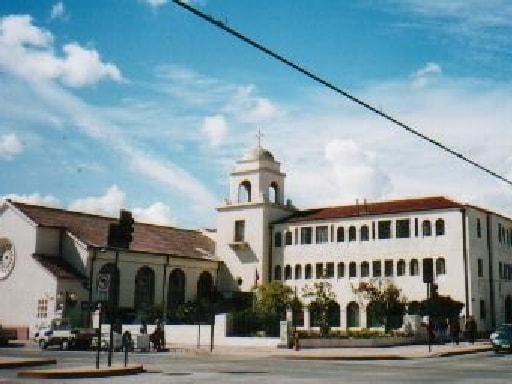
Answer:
xmin=372 ymin=260 xmax=382 ymax=277
xmin=372 ymin=222 xmax=376 ymax=240
xmin=37 ymin=299 xmax=48 ymax=319
xmin=396 ymin=219 xmax=410 ymax=239
xmin=476 ymin=218 xmax=481 ymax=238
xmin=384 ymin=260 xmax=393 ymax=277
xmin=285 ymin=231 xmax=293 ymax=245
xmin=316 ymin=263 xmax=324 ymax=278
xmin=326 ymin=262 xmax=335 ymax=278
xmin=234 ymin=220 xmax=245 ymax=242
xmin=480 ymin=299 xmax=486 ymax=319
xmin=499 ymin=262 xmax=503 ymax=279
xmin=378 ymin=221 xmax=392 ymax=239
xmin=274 ymin=232 xmax=282 ymax=247
xmin=415 ymin=218 xmax=419 ymax=237
xmin=295 ymin=228 xmax=298 ymax=245
xmin=330 ymin=225 xmax=334 ymax=242
xmin=315 ymin=226 xmax=329 ymax=244
xmin=301 ymin=227 xmax=312 ymax=244
xmin=349 ymin=263 xmax=357 ymax=278
xmin=477 ymin=258 xmax=483 ymax=277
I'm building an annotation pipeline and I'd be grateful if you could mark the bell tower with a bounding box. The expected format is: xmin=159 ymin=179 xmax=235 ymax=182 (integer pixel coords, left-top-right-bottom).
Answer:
xmin=216 ymin=142 xmax=295 ymax=292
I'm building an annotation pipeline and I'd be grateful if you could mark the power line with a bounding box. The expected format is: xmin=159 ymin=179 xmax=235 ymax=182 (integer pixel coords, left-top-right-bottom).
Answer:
xmin=172 ymin=0 xmax=512 ymax=187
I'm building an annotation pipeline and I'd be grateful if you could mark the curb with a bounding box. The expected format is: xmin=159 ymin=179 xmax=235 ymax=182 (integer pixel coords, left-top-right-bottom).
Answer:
xmin=17 ymin=364 xmax=144 ymax=379
xmin=0 ymin=358 xmax=57 ymax=369
xmin=273 ymin=354 xmax=407 ymax=361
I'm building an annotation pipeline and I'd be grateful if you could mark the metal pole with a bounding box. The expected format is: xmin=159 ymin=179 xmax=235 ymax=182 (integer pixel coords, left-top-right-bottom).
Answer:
xmin=108 ymin=250 xmax=119 ymax=367
xmin=96 ymin=303 xmax=101 ymax=369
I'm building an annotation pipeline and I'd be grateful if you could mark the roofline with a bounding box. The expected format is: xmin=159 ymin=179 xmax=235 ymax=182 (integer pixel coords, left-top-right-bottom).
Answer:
xmin=89 ymin=245 xmax=220 ymax=263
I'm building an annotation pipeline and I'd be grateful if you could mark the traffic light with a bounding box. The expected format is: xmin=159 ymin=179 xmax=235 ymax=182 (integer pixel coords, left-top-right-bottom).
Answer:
xmin=119 ymin=210 xmax=135 ymax=245
xmin=107 ymin=210 xmax=135 ymax=249
xmin=423 ymin=258 xmax=434 ymax=284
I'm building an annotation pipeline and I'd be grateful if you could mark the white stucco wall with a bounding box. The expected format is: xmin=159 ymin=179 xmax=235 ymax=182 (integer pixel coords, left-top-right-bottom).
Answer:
xmin=0 ymin=205 xmax=57 ymax=335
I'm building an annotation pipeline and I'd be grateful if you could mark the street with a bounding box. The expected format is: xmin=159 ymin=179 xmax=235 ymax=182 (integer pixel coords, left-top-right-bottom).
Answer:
xmin=1 ymin=345 xmax=512 ymax=383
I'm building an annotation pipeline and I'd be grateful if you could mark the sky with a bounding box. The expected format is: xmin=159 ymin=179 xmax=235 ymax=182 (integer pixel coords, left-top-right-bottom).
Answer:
xmin=2 ymin=1 xmax=512 ymax=229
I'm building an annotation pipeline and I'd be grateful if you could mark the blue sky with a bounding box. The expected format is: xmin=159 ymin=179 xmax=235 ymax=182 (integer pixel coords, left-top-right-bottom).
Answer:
xmin=2 ymin=1 xmax=512 ymax=228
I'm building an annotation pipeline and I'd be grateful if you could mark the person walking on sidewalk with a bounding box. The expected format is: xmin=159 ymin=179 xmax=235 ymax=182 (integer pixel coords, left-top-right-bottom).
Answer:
xmin=449 ymin=318 xmax=460 ymax=345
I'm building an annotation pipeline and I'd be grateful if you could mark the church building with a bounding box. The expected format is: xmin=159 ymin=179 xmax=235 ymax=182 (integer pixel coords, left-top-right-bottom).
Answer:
xmin=216 ymin=144 xmax=512 ymax=333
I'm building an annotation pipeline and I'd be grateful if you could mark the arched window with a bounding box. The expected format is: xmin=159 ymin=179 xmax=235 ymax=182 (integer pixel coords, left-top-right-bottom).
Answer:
xmin=269 ymin=182 xmax=279 ymax=203
xmin=197 ymin=271 xmax=213 ymax=301
xmin=360 ymin=225 xmax=369 ymax=241
xmin=397 ymin=260 xmax=406 ymax=276
xmin=337 ymin=262 xmax=345 ymax=278
xmin=284 ymin=265 xmax=292 ymax=280
xmin=422 ymin=220 xmax=432 ymax=236
xmin=349 ymin=262 xmax=357 ymax=278
xmin=337 ymin=227 xmax=345 ymax=242
xmin=347 ymin=302 xmax=360 ymax=328
xmin=295 ymin=264 xmax=302 ymax=279
xmin=360 ymin=261 xmax=369 ymax=277
xmin=410 ymin=259 xmax=419 ymax=276
xmin=366 ymin=301 xmax=380 ymax=328
xmin=134 ymin=266 xmax=155 ymax=313
xmin=305 ymin=264 xmax=312 ymax=279
xmin=238 ymin=180 xmax=251 ymax=203
xmin=285 ymin=231 xmax=293 ymax=245
xmin=274 ymin=232 xmax=282 ymax=247
xmin=167 ymin=268 xmax=185 ymax=320
xmin=436 ymin=258 xmax=446 ymax=275
xmin=349 ymin=226 xmax=357 ymax=241
xmin=435 ymin=219 xmax=445 ymax=236
xmin=99 ymin=262 xmax=119 ymax=310
xmin=274 ymin=265 xmax=282 ymax=280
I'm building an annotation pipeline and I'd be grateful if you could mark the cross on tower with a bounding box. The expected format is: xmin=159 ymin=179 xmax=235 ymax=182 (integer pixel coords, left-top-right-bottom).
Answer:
xmin=256 ymin=128 xmax=264 ymax=148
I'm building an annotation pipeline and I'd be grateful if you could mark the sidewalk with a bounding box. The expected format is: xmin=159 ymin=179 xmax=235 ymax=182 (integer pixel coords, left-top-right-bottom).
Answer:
xmin=191 ymin=341 xmax=492 ymax=360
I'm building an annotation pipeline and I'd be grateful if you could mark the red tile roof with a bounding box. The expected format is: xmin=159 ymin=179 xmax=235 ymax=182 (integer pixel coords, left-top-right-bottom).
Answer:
xmin=278 ymin=196 xmax=463 ymax=224
xmin=10 ymin=201 xmax=215 ymax=260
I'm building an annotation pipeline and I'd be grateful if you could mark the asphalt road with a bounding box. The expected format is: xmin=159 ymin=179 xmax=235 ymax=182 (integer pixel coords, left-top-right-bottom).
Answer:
xmin=1 ymin=346 xmax=512 ymax=383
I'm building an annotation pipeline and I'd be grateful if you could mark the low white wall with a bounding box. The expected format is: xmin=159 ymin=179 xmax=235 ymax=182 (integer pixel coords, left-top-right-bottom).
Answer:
xmin=101 ymin=314 xmax=280 ymax=348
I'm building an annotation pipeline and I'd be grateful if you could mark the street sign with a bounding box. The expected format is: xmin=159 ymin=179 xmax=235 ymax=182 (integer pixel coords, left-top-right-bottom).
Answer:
xmin=97 ymin=273 xmax=110 ymax=301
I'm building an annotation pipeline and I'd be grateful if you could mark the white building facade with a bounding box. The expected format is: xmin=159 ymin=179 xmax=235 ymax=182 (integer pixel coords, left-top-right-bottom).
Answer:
xmin=216 ymin=145 xmax=512 ymax=333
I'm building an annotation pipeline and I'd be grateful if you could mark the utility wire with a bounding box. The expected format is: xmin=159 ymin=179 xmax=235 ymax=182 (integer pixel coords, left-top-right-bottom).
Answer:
xmin=172 ymin=0 xmax=512 ymax=187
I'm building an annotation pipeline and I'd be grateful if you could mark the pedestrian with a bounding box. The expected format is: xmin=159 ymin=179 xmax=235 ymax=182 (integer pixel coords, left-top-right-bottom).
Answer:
xmin=467 ymin=316 xmax=477 ymax=344
xmin=449 ymin=318 xmax=460 ymax=345
xmin=122 ymin=330 xmax=132 ymax=352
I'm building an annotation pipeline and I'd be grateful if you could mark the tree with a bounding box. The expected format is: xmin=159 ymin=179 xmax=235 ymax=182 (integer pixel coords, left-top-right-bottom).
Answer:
xmin=302 ymin=279 xmax=336 ymax=337
xmin=353 ymin=280 xmax=407 ymax=332
xmin=253 ymin=281 xmax=295 ymax=318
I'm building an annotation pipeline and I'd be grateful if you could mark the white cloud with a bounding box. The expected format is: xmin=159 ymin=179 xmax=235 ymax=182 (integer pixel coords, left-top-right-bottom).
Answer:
xmin=202 ymin=114 xmax=227 ymax=147
xmin=225 ymin=85 xmax=280 ymax=123
xmin=324 ymin=139 xmax=392 ymax=201
xmin=2 ymin=193 xmax=60 ymax=207
xmin=132 ymin=202 xmax=175 ymax=225
xmin=144 ymin=0 xmax=168 ymax=7
xmin=0 ymin=133 xmax=23 ymax=160
xmin=0 ymin=15 xmax=123 ymax=87
xmin=68 ymin=185 xmax=125 ymax=216
xmin=50 ymin=2 xmax=66 ymax=20
xmin=410 ymin=62 xmax=442 ymax=88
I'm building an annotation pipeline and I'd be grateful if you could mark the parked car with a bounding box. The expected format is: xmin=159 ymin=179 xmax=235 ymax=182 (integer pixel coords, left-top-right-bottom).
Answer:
xmin=34 ymin=318 xmax=95 ymax=350
xmin=90 ymin=332 xmax=123 ymax=351
xmin=490 ymin=324 xmax=512 ymax=353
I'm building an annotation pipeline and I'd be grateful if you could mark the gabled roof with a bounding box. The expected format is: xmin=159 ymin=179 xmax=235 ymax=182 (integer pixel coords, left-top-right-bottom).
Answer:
xmin=276 ymin=196 xmax=463 ymax=224
xmin=9 ymin=201 xmax=216 ymax=260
